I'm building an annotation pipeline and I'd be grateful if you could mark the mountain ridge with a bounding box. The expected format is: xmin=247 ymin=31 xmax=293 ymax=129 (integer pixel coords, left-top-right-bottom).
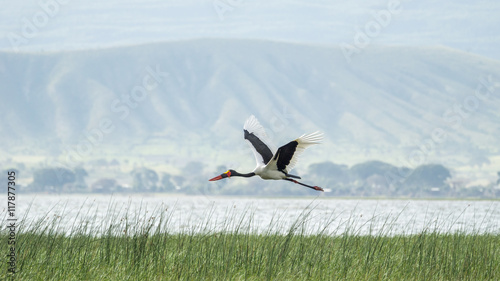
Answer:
xmin=2 ymin=39 xmax=500 ymax=172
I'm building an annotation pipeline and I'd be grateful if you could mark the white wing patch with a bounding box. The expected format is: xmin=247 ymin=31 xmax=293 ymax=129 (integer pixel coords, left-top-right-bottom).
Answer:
xmin=285 ymin=131 xmax=323 ymax=173
xmin=243 ymin=115 xmax=276 ymax=167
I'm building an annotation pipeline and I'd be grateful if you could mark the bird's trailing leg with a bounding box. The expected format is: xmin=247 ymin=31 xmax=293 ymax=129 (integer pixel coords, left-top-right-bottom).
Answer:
xmin=284 ymin=178 xmax=324 ymax=192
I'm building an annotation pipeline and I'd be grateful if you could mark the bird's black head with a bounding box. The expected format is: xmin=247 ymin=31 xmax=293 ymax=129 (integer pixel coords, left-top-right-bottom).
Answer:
xmin=209 ymin=169 xmax=235 ymax=181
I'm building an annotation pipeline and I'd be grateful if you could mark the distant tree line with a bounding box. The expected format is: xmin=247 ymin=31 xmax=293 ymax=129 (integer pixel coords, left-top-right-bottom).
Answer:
xmin=14 ymin=160 xmax=500 ymax=198
xmin=308 ymin=161 xmax=449 ymax=197
xmin=26 ymin=167 xmax=88 ymax=193
xmin=307 ymin=160 xmax=500 ymax=198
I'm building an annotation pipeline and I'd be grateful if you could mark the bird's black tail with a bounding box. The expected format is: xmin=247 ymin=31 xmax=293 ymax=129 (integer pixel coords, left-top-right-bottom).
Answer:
xmin=285 ymin=173 xmax=301 ymax=179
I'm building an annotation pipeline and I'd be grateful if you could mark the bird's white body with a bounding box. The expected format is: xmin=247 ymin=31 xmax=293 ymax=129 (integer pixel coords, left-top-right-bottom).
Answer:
xmin=253 ymin=164 xmax=284 ymax=180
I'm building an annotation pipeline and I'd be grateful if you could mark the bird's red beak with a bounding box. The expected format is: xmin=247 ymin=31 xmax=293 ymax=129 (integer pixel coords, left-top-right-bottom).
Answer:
xmin=209 ymin=175 xmax=223 ymax=181
xmin=209 ymin=170 xmax=231 ymax=181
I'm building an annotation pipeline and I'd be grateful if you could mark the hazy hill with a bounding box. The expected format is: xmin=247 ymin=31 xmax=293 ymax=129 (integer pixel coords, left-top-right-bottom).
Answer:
xmin=2 ymin=0 xmax=500 ymax=60
xmin=2 ymin=39 xmax=500 ymax=172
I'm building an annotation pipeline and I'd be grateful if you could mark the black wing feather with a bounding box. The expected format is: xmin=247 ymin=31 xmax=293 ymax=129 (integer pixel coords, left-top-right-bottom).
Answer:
xmin=244 ymin=129 xmax=274 ymax=164
xmin=274 ymin=141 xmax=298 ymax=172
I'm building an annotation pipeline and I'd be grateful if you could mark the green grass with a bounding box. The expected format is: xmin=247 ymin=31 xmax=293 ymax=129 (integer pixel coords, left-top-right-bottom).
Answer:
xmin=1 ymin=203 xmax=499 ymax=280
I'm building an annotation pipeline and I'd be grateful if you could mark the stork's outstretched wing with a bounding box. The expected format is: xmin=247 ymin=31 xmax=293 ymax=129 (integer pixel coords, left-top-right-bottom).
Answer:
xmin=270 ymin=131 xmax=323 ymax=173
xmin=243 ymin=115 xmax=276 ymax=166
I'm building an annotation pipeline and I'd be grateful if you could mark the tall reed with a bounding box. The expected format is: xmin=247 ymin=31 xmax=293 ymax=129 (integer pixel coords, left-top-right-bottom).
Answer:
xmin=1 ymin=200 xmax=498 ymax=280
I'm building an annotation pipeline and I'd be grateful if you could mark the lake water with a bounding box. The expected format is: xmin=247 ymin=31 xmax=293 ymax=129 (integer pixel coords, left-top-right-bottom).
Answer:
xmin=6 ymin=194 xmax=500 ymax=236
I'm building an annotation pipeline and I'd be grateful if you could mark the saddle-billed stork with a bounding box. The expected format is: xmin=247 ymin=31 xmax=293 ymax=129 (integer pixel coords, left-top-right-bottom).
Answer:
xmin=209 ymin=115 xmax=324 ymax=191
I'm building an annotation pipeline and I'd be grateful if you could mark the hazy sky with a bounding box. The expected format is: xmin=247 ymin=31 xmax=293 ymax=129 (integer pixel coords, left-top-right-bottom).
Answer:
xmin=1 ymin=0 xmax=499 ymax=59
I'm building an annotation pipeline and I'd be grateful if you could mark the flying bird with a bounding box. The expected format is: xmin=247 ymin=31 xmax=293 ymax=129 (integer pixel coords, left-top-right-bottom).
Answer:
xmin=209 ymin=115 xmax=324 ymax=191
